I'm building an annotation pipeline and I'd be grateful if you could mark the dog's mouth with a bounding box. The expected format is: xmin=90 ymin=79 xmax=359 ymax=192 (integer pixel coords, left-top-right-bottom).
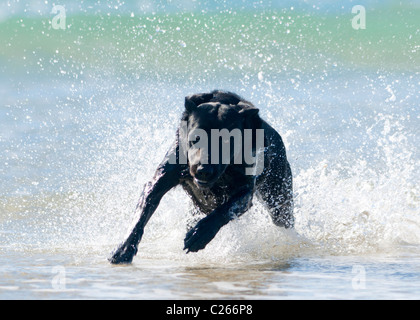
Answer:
xmin=194 ymin=178 xmax=216 ymax=189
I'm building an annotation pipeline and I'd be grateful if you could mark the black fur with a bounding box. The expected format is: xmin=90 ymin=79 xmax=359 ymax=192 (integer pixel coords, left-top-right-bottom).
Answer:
xmin=109 ymin=90 xmax=293 ymax=264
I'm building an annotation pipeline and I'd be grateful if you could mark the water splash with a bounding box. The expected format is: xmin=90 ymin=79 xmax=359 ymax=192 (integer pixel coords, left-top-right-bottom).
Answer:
xmin=1 ymin=7 xmax=418 ymax=266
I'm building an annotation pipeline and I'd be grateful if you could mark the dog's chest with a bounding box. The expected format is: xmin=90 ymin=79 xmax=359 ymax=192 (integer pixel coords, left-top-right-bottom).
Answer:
xmin=181 ymin=180 xmax=229 ymax=214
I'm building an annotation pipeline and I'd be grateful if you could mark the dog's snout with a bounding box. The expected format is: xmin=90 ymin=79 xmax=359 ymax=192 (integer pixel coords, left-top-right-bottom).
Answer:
xmin=195 ymin=165 xmax=214 ymax=181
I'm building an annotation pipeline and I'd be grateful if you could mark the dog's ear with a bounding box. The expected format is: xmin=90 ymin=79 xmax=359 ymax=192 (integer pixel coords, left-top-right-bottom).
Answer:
xmin=185 ymin=93 xmax=214 ymax=113
xmin=185 ymin=96 xmax=197 ymax=113
xmin=238 ymin=101 xmax=259 ymax=118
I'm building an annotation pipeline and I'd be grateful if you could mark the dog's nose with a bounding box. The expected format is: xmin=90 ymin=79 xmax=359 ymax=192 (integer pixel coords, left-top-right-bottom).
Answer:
xmin=195 ymin=165 xmax=214 ymax=181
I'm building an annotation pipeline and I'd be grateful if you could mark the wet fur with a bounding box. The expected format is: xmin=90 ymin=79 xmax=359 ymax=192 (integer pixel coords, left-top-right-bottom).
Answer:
xmin=109 ymin=90 xmax=293 ymax=264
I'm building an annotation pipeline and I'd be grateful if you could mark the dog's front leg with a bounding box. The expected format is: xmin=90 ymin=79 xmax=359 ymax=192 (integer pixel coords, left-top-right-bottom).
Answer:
xmin=109 ymin=161 xmax=180 ymax=264
xmin=183 ymin=188 xmax=254 ymax=253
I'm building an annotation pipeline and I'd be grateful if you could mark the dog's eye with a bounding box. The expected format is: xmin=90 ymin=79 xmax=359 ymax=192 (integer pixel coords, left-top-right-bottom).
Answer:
xmin=189 ymin=135 xmax=201 ymax=146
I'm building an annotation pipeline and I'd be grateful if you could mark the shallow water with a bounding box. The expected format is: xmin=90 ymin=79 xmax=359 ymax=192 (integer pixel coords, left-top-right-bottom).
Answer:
xmin=1 ymin=246 xmax=420 ymax=299
xmin=1 ymin=1 xmax=419 ymax=299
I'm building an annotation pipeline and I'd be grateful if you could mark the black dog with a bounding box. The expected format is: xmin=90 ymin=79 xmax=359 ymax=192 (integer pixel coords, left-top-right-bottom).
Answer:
xmin=109 ymin=90 xmax=293 ymax=264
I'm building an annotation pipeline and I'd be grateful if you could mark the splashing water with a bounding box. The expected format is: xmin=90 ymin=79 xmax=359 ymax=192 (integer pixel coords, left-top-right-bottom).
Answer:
xmin=0 ymin=2 xmax=419 ymax=299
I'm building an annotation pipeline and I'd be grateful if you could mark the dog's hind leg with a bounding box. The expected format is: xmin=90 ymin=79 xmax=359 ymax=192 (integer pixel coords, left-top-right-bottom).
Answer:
xmin=255 ymin=121 xmax=294 ymax=229
xmin=256 ymin=161 xmax=294 ymax=229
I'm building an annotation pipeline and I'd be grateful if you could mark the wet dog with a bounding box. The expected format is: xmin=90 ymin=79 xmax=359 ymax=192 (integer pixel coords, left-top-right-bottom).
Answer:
xmin=109 ymin=90 xmax=293 ymax=264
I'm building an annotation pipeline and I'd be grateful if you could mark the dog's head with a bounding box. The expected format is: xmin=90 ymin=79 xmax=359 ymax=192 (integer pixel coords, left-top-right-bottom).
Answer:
xmin=182 ymin=91 xmax=259 ymax=188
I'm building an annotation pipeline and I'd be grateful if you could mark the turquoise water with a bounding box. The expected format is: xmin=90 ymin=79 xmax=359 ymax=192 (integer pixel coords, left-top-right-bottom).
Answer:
xmin=0 ymin=1 xmax=419 ymax=299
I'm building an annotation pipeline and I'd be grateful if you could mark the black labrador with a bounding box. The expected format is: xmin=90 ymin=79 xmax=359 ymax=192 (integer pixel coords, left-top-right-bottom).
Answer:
xmin=109 ymin=90 xmax=293 ymax=264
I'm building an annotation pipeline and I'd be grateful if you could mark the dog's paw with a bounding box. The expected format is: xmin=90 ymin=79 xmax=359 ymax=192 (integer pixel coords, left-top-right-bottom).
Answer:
xmin=183 ymin=217 xmax=220 ymax=253
xmin=108 ymin=243 xmax=137 ymax=265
